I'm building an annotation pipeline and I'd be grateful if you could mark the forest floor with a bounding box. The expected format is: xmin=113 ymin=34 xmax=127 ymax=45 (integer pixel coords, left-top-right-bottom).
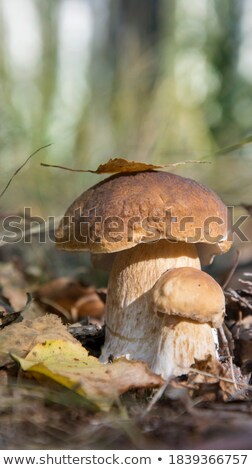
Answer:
xmin=0 ymin=258 xmax=252 ymax=450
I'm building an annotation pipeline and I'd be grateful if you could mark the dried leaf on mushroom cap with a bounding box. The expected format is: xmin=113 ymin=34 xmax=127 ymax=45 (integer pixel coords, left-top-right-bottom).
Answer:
xmin=41 ymin=157 xmax=209 ymax=174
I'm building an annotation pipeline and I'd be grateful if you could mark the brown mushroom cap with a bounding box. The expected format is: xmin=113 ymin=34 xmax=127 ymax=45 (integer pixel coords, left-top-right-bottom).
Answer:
xmin=55 ymin=171 xmax=231 ymax=254
xmin=151 ymin=267 xmax=225 ymax=328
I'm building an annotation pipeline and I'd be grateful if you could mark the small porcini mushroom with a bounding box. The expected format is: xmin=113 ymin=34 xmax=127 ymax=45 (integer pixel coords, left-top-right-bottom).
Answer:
xmin=55 ymin=170 xmax=231 ymax=367
xmin=150 ymin=267 xmax=225 ymax=379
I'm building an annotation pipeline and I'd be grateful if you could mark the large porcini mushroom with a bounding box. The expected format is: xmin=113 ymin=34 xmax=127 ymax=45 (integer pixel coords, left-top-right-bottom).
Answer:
xmin=150 ymin=267 xmax=225 ymax=379
xmin=55 ymin=170 xmax=231 ymax=367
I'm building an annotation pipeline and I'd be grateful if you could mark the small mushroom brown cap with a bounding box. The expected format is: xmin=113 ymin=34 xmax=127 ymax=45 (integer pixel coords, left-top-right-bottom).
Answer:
xmin=55 ymin=171 xmax=231 ymax=254
xmin=151 ymin=267 xmax=225 ymax=328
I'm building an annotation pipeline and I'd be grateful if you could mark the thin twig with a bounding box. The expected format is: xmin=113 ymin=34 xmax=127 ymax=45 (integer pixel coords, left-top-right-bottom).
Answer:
xmin=222 ymin=250 xmax=240 ymax=290
xmin=188 ymin=367 xmax=252 ymax=390
xmin=202 ymin=134 xmax=252 ymax=159
xmin=144 ymin=381 xmax=169 ymax=414
xmin=0 ymin=143 xmax=52 ymax=199
xmin=41 ymin=163 xmax=90 ymax=173
xmin=218 ymin=325 xmax=238 ymax=390
xmin=238 ymin=278 xmax=252 ymax=287
xmin=220 ymin=254 xmax=240 ymax=391
xmin=227 ymin=288 xmax=252 ymax=311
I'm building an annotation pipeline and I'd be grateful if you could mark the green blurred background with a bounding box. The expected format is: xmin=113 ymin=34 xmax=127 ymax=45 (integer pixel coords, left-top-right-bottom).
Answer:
xmin=0 ymin=0 xmax=251 ymax=281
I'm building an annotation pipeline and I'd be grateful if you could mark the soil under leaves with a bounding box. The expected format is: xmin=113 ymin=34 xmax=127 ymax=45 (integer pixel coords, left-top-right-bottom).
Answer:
xmin=0 ymin=261 xmax=252 ymax=450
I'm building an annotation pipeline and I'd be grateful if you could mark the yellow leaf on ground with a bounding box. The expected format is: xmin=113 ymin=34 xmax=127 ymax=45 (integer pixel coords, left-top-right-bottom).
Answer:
xmin=0 ymin=314 xmax=78 ymax=367
xmin=13 ymin=339 xmax=163 ymax=410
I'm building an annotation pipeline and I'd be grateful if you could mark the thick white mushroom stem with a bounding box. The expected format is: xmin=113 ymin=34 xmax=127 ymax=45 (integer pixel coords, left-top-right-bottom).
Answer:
xmin=151 ymin=316 xmax=216 ymax=379
xmin=100 ymin=240 xmax=200 ymax=365
xmin=150 ymin=267 xmax=225 ymax=379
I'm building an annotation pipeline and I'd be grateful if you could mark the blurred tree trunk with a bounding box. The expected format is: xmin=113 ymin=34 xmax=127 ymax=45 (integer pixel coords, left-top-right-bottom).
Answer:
xmin=208 ymin=0 xmax=244 ymax=145
xmin=107 ymin=0 xmax=164 ymax=97
xmin=74 ymin=0 xmax=166 ymax=164
xmin=88 ymin=0 xmax=165 ymax=159
xmin=35 ymin=0 xmax=60 ymax=142
xmin=108 ymin=0 xmax=161 ymax=71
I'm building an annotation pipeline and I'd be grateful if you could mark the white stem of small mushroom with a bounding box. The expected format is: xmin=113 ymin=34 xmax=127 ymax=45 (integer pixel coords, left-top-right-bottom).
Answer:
xmin=100 ymin=240 xmax=200 ymax=365
xmin=212 ymin=328 xmax=220 ymax=359
xmin=151 ymin=316 xmax=217 ymax=380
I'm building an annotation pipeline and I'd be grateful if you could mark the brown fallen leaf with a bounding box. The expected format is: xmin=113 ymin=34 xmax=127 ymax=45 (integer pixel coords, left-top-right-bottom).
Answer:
xmin=0 ymin=262 xmax=28 ymax=310
xmin=41 ymin=157 xmax=208 ymax=175
xmin=187 ymin=355 xmax=237 ymax=401
xmin=33 ymin=277 xmax=105 ymax=322
xmin=0 ymin=293 xmax=32 ymax=329
xmin=13 ymin=339 xmax=163 ymax=410
xmin=94 ymin=158 xmax=179 ymax=173
xmin=0 ymin=314 xmax=78 ymax=367
xmin=70 ymin=294 xmax=104 ymax=322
